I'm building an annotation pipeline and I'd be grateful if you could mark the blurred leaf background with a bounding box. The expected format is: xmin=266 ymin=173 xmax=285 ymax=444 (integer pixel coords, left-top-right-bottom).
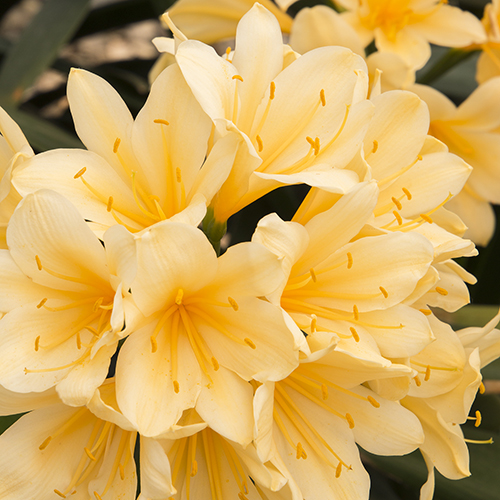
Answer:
xmin=0 ymin=0 xmax=499 ymax=498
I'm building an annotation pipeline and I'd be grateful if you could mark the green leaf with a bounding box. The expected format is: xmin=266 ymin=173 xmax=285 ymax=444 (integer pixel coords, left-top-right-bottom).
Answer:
xmin=0 ymin=0 xmax=91 ymax=105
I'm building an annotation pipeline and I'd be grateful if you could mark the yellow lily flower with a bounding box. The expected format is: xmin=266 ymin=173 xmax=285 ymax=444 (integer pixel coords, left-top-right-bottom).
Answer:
xmin=411 ymin=78 xmax=500 ymax=245
xmin=336 ymin=0 xmax=486 ymax=70
xmin=477 ymin=0 xmax=500 ymax=84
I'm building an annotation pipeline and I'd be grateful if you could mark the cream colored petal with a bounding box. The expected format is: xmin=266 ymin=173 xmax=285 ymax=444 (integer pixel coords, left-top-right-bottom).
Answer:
xmin=0 ymin=250 xmax=60 ymax=312
xmin=176 ymin=40 xmax=238 ymax=122
xmin=364 ymin=90 xmax=429 ymax=182
xmin=454 ymin=77 xmax=500 ymax=130
xmin=231 ymin=3 xmax=284 ymax=133
xmin=253 ymin=381 xmax=275 ymax=462
xmin=198 ymin=296 xmax=299 ymax=382
xmin=7 ymin=190 xmax=110 ymax=292
xmin=274 ymin=384 xmax=370 ymax=500
xmin=329 ymin=384 xmax=424 ymax=455
xmin=408 ymin=316 xmax=465 ymax=398
xmin=168 ymin=193 xmax=207 ymax=227
xmin=0 ymin=404 xmax=98 ymax=499
xmin=366 ymin=52 xmax=416 ymax=91
xmin=375 ymin=26 xmax=431 ymax=70
xmin=446 ymin=190 xmax=495 ymax=246
xmin=68 ymin=68 xmax=138 ymax=184
xmin=0 ymin=305 xmax=102 ymax=393
xmin=12 ymin=149 xmax=142 ymax=230
xmin=420 ymin=451 xmax=436 ymax=500
xmin=416 ymin=4 xmax=486 ymax=47
xmin=409 ymin=83 xmax=457 ymax=121
xmin=476 ymin=47 xmax=500 ymax=84
xmin=299 ymin=231 xmax=433 ymax=313
xmin=425 ymin=348 xmax=481 ymax=424
xmin=196 ymin=365 xmax=253 ymax=446
xmin=56 ymin=343 xmax=116 ymax=406
xmin=402 ymin=397 xmax=470 ymax=479
xmin=361 ymin=305 xmax=434 ymax=358
xmin=0 ymin=384 xmax=59 ymax=415
xmin=131 ymin=221 xmax=217 ymax=317
xmin=139 ymin=437 xmax=174 ymax=499
xmin=290 ymin=6 xmax=364 ymax=56
xmin=0 ymin=106 xmax=32 ymax=159
xmin=296 ymin=181 xmax=378 ymax=274
xmin=116 ymin=322 xmax=202 ymax=437
xmin=132 ymin=63 xmax=212 ymax=205
xmin=460 ymin=132 xmax=500 ymax=204
xmin=341 ymin=10 xmax=375 ymax=46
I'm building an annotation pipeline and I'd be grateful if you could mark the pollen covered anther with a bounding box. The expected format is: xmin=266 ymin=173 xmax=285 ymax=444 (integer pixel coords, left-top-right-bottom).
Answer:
xmin=349 ymin=327 xmax=359 ymax=342
xmin=335 ymin=462 xmax=342 ymax=478
xmin=346 ymin=413 xmax=355 ymax=429
xmin=35 ymin=255 xmax=42 ymax=271
xmin=173 ymin=380 xmax=180 ymax=393
xmin=414 ymin=375 xmax=422 ymax=387
xmin=393 ymin=210 xmax=403 ymax=225
xmin=367 ymin=395 xmax=380 ymax=408
xmin=106 ymin=196 xmax=113 ymax=212
xmin=309 ymin=268 xmax=317 ymax=282
xmin=228 ymin=297 xmax=238 ymax=311
xmin=113 ymin=138 xmax=121 ymax=153
xmin=39 ymin=436 xmax=52 ymax=450
xmin=232 ymin=74 xmax=244 ymax=82
xmin=320 ymin=89 xmax=326 ymax=106
xmin=379 ymin=286 xmax=388 ymax=298
xmin=436 ymin=286 xmax=448 ymax=296
xmin=420 ymin=213 xmax=433 ymax=224
xmin=372 ymin=140 xmax=378 ymax=153
xmin=211 ymin=357 xmax=220 ymax=371
xmin=256 ymin=135 xmax=263 ymax=152
xmin=54 ymin=490 xmax=66 ymax=498
xmin=353 ymin=305 xmax=359 ymax=321
xmin=392 ymin=197 xmax=402 ymax=210
xmin=321 ymin=383 xmax=328 ymax=400
xmin=311 ymin=314 xmax=317 ymax=333
xmin=244 ymin=338 xmax=256 ymax=349
xmin=419 ymin=308 xmax=432 ymax=316
xmin=402 ymin=187 xmax=412 ymax=200
xmin=424 ymin=365 xmax=431 ymax=381
xmin=34 ymin=336 xmax=40 ymax=351
xmin=73 ymin=167 xmax=86 ymax=179
xmin=347 ymin=252 xmax=353 ymax=269
xmin=270 ymin=81 xmax=276 ymax=100
xmin=153 ymin=118 xmax=169 ymax=126
xmin=480 ymin=382 xmax=486 ymax=394
xmin=175 ymin=289 xmax=184 ymax=305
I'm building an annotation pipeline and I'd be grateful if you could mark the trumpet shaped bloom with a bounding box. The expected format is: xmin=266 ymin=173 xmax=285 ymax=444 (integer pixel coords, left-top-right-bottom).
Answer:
xmin=337 ymin=0 xmax=486 ymax=70
xmin=0 ymin=190 xmax=125 ymax=406
xmin=12 ymin=64 xmax=243 ymax=235
xmin=171 ymin=3 xmax=374 ymax=222
xmin=411 ymin=78 xmax=500 ymax=245
xmin=104 ymin=219 xmax=300 ymax=437
xmin=477 ymin=0 xmax=500 ymax=83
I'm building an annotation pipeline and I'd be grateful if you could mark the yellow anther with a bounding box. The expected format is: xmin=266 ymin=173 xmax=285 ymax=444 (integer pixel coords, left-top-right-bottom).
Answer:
xmin=95 ymin=492 xmax=104 ymax=500
xmin=232 ymin=74 xmax=244 ymax=82
xmin=424 ymin=365 xmax=431 ymax=381
xmin=244 ymin=338 xmax=256 ymax=349
xmin=417 ymin=154 xmax=423 ymax=161
xmin=475 ymin=410 xmax=482 ymax=427
xmin=346 ymin=413 xmax=355 ymax=429
xmin=321 ymin=383 xmax=328 ymax=400
xmin=347 ymin=252 xmax=353 ymax=269
xmin=76 ymin=331 xmax=82 ymax=350
xmin=175 ymin=167 xmax=182 ymax=183
xmin=314 ymin=137 xmax=320 ymax=154
xmin=419 ymin=308 xmax=432 ymax=316
xmin=34 ymin=336 xmax=40 ymax=351
xmin=36 ymin=298 xmax=47 ymax=309
xmin=309 ymin=268 xmax=317 ymax=283
xmin=153 ymin=118 xmax=169 ymax=126
xmin=150 ymin=336 xmax=158 ymax=353
xmin=54 ymin=490 xmax=66 ymax=498
xmin=379 ymin=286 xmax=388 ymax=298
xmin=270 ymin=81 xmax=276 ymax=100
xmin=392 ymin=196 xmax=403 ymax=210
xmin=175 ymin=289 xmax=184 ymax=305
xmin=35 ymin=255 xmax=42 ymax=271
xmin=311 ymin=314 xmax=317 ymax=333
xmin=85 ymin=446 xmax=97 ymax=461
xmin=225 ymin=46 xmax=231 ymax=57
xmin=74 ymin=167 xmax=87 ymax=179
xmin=335 ymin=462 xmax=342 ymax=478
xmin=306 ymin=136 xmax=315 ymax=148
xmin=480 ymin=381 xmax=486 ymax=394
xmin=393 ymin=210 xmax=403 ymax=225
xmin=211 ymin=357 xmax=220 ymax=371
xmin=420 ymin=213 xmax=433 ymax=224
xmin=119 ymin=463 xmax=125 ymax=480
xmin=367 ymin=396 xmax=380 ymax=408
xmin=436 ymin=286 xmax=448 ymax=296
xmin=402 ymin=187 xmax=412 ymax=200
xmin=113 ymin=138 xmax=121 ymax=153
xmin=256 ymin=134 xmax=263 ymax=152
xmin=106 ymin=196 xmax=113 ymax=212
xmin=228 ymin=297 xmax=239 ymax=311
xmin=372 ymin=140 xmax=379 ymax=153
xmin=353 ymin=305 xmax=359 ymax=321
xmin=320 ymin=89 xmax=326 ymax=106
xmin=173 ymin=380 xmax=180 ymax=393
xmin=191 ymin=459 xmax=198 ymax=477
xmin=296 ymin=441 xmax=306 ymax=459
xmin=414 ymin=375 xmax=422 ymax=387
xmin=39 ymin=435 xmax=52 ymax=450
xmin=350 ymin=327 xmax=359 ymax=342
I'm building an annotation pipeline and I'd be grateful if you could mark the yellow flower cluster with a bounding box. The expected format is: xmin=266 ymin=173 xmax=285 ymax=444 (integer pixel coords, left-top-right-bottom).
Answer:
xmin=0 ymin=3 xmax=499 ymax=500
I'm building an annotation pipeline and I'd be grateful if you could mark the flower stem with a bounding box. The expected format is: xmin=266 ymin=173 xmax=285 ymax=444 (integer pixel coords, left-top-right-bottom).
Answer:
xmin=202 ymin=206 xmax=227 ymax=256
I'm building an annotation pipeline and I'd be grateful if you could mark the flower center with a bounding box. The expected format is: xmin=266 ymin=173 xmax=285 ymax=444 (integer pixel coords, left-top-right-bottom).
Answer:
xmin=428 ymin=120 xmax=474 ymax=157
